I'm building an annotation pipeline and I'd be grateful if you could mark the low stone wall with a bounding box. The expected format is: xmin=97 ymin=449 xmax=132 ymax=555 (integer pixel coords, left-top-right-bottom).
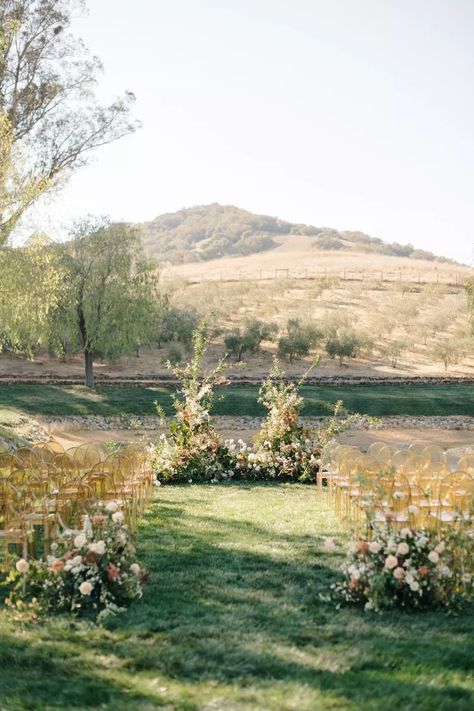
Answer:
xmin=36 ymin=414 xmax=474 ymax=432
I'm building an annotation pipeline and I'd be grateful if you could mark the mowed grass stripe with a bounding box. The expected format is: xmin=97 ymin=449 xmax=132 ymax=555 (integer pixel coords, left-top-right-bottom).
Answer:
xmin=0 ymin=383 xmax=473 ymax=419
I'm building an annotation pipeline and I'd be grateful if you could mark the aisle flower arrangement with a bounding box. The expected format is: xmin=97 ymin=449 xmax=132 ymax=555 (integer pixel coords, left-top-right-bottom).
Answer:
xmin=330 ymin=524 xmax=474 ymax=612
xmin=154 ymin=320 xmax=236 ymax=483
xmin=153 ymin=329 xmax=364 ymax=483
xmin=6 ymin=502 xmax=148 ymax=621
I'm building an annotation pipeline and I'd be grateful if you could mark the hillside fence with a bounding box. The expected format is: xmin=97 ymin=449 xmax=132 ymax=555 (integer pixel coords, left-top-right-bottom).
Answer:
xmin=166 ymin=268 xmax=468 ymax=287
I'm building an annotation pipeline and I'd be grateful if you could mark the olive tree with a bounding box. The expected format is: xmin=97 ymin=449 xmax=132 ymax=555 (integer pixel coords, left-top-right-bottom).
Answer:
xmin=225 ymin=319 xmax=278 ymax=362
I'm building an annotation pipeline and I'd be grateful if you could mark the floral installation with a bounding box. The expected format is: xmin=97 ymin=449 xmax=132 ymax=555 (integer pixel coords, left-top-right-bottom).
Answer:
xmin=153 ymin=319 xmax=235 ymax=483
xmin=153 ymin=333 xmax=367 ymax=484
xmin=5 ymin=501 xmax=148 ymax=622
xmin=328 ymin=524 xmax=474 ymax=612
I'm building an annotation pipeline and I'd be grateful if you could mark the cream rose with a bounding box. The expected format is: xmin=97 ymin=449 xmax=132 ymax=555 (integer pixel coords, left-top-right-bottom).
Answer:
xmin=368 ymin=541 xmax=381 ymax=554
xmin=79 ymin=581 xmax=93 ymax=596
xmin=397 ymin=542 xmax=410 ymax=556
xmin=74 ymin=534 xmax=87 ymax=548
xmin=15 ymin=558 xmax=29 ymax=574
xmin=393 ymin=566 xmax=405 ymax=580
xmin=384 ymin=555 xmax=398 ymax=570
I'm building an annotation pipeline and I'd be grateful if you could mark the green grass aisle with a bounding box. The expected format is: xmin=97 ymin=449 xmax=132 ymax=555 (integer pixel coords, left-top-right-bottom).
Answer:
xmin=0 ymin=484 xmax=473 ymax=709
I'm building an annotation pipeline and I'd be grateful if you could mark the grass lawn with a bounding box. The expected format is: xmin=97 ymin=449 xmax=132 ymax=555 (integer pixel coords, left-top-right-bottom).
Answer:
xmin=1 ymin=383 xmax=474 ymax=422
xmin=0 ymin=484 xmax=473 ymax=710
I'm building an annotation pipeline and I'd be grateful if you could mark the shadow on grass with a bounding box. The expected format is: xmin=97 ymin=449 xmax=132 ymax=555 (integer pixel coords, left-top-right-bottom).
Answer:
xmin=1 ymin=485 xmax=473 ymax=710
xmin=112 ymin=493 xmax=474 ymax=709
xmin=0 ymin=632 xmax=157 ymax=709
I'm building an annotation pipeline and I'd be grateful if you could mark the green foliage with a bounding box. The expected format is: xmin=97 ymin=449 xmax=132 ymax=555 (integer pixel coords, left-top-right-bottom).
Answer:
xmin=165 ymin=344 xmax=183 ymax=366
xmin=432 ymin=338 xmax=467 ymax=371
xmin=141 ymin=203 xmax=290 ymax=263
xmin=155 ymin=299 xmax=200 ymax=350
xmin=0 ymin=235 xmax=63 ymax=356
xmin=325 ymin=325 xmax=371 ymax=366
xmin=224 ymin=319 xmax=278 ymax=361
xmin=277 ymin=318 xmax=321 ymax=362
xmin=48 ymin=219 xmax=159 ymax=386
xmin=139 ymin=203 xmax=455 ymax=265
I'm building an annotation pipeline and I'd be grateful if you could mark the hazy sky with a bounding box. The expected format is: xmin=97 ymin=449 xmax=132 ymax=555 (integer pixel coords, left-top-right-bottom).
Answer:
xmin=36 ymin=0 xmax=474 ymax=263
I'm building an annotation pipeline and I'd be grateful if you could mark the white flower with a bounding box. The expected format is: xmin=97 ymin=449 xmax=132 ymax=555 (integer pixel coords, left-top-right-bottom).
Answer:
xmin=323 ymin=538 xmax=336 ymax=552
xmin=418 ymin=535 xmax=428 ymax=546
xmin=71 ymin=555 xmax=83 ymax=566
xmin=368 ymin=541 xmax=381 ymax=554
xmin=112 ymin=511 xmax=124 ymax=524
xmin=79 ymin=581 xmax=93 ymax=595
xmin=400 ymin=528 xmax=412 ymax=538
xmin=385 ymin=555 xmax=398 ymax=570
xmin=435 ymin=541 xmax=445 ymax=554
xmin=130 ymin=563 xmax=140 ymax=575
xmin=405 ymin=573 xmax=415 ymax=585
xmin=439 ymin=565 xmax=451 ymax=577
xmin=397 ymin=542 xmax=409 ymax=556
xmin=88 ymin=540 xmax=106 ymax=555
xmin=393 ymin=566 xmax=405 ymax=580
xmin=409 ymin=581 xmax=420 ymax=592
xmin=364 ymin=601 xmax=374 ymax=611
xmin=15 ymin=558 xmax=29 ymax=574
xmin=428 ymin=551 xmax=439 ymax=564
xmin=74 ymin=534 xmax=87 ymax=548
xmin=407 ymin=505 xmax=419 ymax=515
xmin=106 ymin=501 xmax=119 ymax=513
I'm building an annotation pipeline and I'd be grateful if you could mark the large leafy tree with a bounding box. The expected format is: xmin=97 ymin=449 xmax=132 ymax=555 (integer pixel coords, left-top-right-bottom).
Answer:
xmin=0 ymin=0 xmax=137 ymax=244
xmin=0 ymin=234 xmax=63 ymax=355
xmin=50 ymin=219 xmax=159 ymax=388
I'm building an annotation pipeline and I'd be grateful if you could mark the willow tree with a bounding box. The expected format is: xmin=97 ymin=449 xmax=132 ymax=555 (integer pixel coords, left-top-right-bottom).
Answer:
xmin=0 ymin=234 xmax=63 ymax=355
xmin=50 ymin=220 xmax=159 ymax=388
xmin=0 ymin=0 xmax=137 ymax=245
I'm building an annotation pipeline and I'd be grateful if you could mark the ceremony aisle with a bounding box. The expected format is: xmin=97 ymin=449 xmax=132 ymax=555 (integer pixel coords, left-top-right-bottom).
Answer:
xmin=0 ymin=484 xmax=473 ymax=710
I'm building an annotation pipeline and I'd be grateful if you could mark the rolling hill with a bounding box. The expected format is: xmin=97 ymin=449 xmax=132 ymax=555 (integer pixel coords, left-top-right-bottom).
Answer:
xmin=140 ymin=203 xmax=457 ymax=265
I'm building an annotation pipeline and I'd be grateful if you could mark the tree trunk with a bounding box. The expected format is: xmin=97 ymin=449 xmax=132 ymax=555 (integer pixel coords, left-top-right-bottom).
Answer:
xmin=84 ymin=349 xmax=94 ymax=388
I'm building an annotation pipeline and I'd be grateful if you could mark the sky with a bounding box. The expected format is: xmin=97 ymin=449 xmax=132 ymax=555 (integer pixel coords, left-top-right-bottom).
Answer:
xmin=34 ymin=0 xmax=474 ymax=263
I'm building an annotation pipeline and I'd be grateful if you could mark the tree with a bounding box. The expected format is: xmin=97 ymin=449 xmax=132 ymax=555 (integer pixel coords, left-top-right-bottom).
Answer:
xmin=432 ymin=339 xmax=465 ymax=371
xmin=277 ymin=333 xmax=310 ymax=363
xmin=382 ymin=339 xmax=409 ymax=369
xmin=155 ymin=301 xmax=200 ymax=351
xmin=0 ymin=0 xmax=137 ymax=245
xmin=224 ymin=319 xmax=278 ymax=362
xmin=325 ymin=328 xmax=362 ymax=366
xmin=49 ymin=219 xmax=158 ymax=387
xmin=276 ymin=319 xmax=321 ymax=363
xmin=0 ymin=234 xmax=62 ymax=355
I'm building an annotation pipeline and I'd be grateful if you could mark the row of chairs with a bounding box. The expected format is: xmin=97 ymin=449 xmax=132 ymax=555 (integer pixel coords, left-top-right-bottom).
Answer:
xmin=0 ymin=440 xmax=154 ymax=566
xmin=320 ymin=442 xmax=474 ymax=534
